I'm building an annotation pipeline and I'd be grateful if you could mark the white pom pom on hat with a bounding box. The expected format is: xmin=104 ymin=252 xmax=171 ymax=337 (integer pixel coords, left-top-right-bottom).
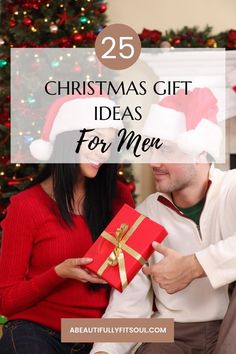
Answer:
xmin=177 ymin=118 xmax=223 ymax=159
xmin=29 ymin=91 xmax=123 ymax=161
xmin=30 ymin=139 xmax=53 ymax=161
xmin=142 ymin=103 xmax=186 ymax=141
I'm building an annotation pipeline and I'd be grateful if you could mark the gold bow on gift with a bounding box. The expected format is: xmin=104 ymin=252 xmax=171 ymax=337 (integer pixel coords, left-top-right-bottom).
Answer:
xmin=97 ymin=215 xmax=147 ymax=291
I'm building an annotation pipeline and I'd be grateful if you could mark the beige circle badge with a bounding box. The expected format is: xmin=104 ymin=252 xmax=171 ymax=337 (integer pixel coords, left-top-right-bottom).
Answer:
xmin=95 ymin=24 xmax=141 ymax=70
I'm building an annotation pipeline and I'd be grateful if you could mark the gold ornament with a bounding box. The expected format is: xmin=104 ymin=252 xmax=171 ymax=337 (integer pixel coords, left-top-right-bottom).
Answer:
xmin=206 ymin=38 xmax=217 ymax=48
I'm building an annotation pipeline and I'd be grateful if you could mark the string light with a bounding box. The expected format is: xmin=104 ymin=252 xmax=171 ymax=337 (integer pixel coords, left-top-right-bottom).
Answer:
xmin=16 ymin=164 xmax=21 ymax=167
xmin=0 ymin=172 xmax=5 ymax=176
xmin=44 ymin=18 xmax=48 ymax=22
xmin=88 ymin=55 xmax=95 ymax=62
xmin=19 ymin=132 xmax=23 ymax=136
xmin=31 ymin=26 xmax=37 ymax=32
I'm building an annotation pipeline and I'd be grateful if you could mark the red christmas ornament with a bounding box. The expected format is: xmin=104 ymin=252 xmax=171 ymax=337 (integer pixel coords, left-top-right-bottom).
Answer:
xmin=99 ymin=4 xmax=107 ymax=13
xmin=172 ymin=37 xmax=181 ymax=46
xmin=85 ymin=31 xmax=96 ymax=41
xmin=9 ymin=19 xmax=16 ymax=28
xmin=58 ymin=37 xmax=70 ymax=47
xmin=23 ymin=3 xmax=40 ymax=10
xmin=4 ymin=121 xmax=11 ymax=128
xmin=72 ymin=33 xmax=83 ymax=42
xmin=33 ymin=4 xmax=40 ymax=10
xmin=233 ymin=85 xmax=236 ymax=93
xmin=22 ymin=17 xmax=32 ymax=26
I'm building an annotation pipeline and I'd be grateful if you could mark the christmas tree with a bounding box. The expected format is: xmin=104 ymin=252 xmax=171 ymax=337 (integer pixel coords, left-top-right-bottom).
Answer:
xmin=0 ymin=1 xmax=136 ymax=225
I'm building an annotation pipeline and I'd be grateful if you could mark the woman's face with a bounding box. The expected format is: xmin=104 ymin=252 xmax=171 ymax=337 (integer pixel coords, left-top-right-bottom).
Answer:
xmin=79 ymin=128 xmax=116 ymax=178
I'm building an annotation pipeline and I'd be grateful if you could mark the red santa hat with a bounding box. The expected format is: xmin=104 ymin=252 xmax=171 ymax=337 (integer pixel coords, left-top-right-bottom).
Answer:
xmin=143 ymin=87 xmax=222 ymax=160
xmin=30 ymin=89 xmax=123 ymax=161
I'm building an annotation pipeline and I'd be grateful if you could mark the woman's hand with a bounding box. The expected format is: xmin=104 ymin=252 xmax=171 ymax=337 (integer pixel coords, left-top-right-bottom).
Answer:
xmin=55 ymin=258 xmax=106 ymax=284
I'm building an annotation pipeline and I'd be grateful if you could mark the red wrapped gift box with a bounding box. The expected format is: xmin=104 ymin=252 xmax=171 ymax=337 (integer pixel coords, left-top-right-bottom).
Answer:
xmin=83 ymin=204 xmax=167 ymax=292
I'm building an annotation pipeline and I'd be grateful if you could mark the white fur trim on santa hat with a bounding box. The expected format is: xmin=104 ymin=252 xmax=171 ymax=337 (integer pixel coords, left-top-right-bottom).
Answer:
xmin=49 ymin=97 xmax=123 ymax=141
xmin=142 ymin=104 xmax=186 ymax=140
xmin=30 ymin=96 xmax=124 ymax=161
xmin=177 ymin=118 xmax=222 ymax=159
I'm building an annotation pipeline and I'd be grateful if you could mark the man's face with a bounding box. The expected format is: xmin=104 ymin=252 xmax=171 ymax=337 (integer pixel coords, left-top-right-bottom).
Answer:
xmin=150 ymin=162 xmax=198 ymax=194
xmin=149 ymin=140 xmax=200 ymax=193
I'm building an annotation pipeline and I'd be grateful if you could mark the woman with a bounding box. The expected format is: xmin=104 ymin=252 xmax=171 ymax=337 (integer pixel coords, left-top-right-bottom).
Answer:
xmin=0 ymin=95 xmax=134 ymax=353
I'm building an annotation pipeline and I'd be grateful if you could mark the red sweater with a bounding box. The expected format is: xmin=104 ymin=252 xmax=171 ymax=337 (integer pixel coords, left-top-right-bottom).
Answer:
xmin=0 ymin=181 xmax=134 ymax=332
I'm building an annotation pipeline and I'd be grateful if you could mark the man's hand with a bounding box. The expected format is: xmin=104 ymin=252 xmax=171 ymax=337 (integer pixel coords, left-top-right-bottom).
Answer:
xmin=142 ymin=241 xmax=205 ymax=294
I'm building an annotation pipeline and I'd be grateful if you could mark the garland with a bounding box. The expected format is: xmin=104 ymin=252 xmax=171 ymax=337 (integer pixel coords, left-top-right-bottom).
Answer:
xmin=139 ymin=26 xmax=236 ymax=49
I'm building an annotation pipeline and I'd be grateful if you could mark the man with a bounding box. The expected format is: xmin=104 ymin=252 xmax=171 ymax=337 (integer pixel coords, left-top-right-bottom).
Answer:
xmin=91 ymin=88 xmax=236 ymax=354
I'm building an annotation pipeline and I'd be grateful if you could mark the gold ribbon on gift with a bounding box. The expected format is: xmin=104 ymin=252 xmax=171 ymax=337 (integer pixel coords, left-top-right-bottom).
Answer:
xmin=97 ymin=215 xmax=146 ymax=291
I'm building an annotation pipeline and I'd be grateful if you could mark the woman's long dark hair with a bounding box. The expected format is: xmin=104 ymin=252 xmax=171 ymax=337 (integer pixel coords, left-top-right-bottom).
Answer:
xmin=30 ymin=163 xmax=118 ymax=242
xmin=29 ymin=131 xmax=118 ymax=241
